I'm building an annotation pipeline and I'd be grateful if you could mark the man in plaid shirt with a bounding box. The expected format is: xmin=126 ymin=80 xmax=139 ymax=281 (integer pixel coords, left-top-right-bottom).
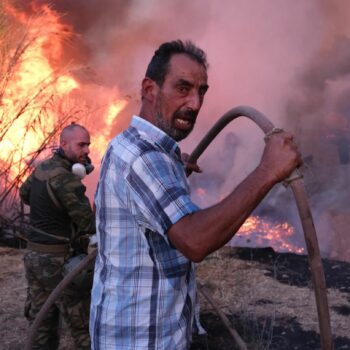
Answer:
xmin=90 ymin=40 xmax=301 ymax=349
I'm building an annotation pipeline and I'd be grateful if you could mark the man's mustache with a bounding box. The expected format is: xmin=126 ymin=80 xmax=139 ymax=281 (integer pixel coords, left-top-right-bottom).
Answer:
xmin=174 ymin=109 xmax=198 ymax=122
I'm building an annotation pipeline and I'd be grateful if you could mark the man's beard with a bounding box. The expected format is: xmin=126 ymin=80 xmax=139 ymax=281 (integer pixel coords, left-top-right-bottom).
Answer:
xmin=154 ymin=109 xmax=197 ymax=142
xmin=153 ymin=90 xmax=198 ymax=141
xmin=65 ymin=148 xmax=84 ymax=164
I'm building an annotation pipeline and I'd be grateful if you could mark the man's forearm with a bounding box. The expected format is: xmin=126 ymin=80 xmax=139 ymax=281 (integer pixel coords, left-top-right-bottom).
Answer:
xmin=167 ymin=165 xmax=277 ymax=262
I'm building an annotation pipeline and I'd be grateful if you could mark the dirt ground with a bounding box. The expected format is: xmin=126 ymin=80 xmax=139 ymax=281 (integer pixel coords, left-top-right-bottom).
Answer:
xmin=0 ymin=245 xmax=349 ymax=350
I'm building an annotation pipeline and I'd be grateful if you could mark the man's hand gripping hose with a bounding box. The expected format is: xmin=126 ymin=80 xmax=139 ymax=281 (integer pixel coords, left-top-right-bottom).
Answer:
xmin=25 ymin=106 xmax=333 ymax=350
xmin=263 ymin=127 xmax=304 ymax=185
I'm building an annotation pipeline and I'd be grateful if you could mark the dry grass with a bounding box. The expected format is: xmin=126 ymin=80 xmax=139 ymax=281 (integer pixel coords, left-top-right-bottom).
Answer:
xmin=197 ymin=247 xmax=350 ymax=348
xmin=0 ymin=246 xmax=74 ymax=350
xmin=1 ymin=245 xmax=349 ymax=349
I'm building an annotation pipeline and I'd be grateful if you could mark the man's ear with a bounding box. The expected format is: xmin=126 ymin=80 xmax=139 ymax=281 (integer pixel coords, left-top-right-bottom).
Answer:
xmin=141 ymin=77 xmax=158 ymax=103
xmin=60 ymin=140 xmax=67 ymax=153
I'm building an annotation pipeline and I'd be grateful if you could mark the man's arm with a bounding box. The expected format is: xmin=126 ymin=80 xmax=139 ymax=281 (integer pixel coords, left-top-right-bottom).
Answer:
xmin=167 ymin=132 xmax=302 ymax=262
xmin=51 ymin=173 xmax=96 ymax=236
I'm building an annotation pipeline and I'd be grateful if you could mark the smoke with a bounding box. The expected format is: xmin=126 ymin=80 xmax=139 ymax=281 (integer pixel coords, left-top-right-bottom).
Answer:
xmin=12 ymin=0 xmax=350 ymax=260
xmin=276 ymin=2 xmax=350 ymax=261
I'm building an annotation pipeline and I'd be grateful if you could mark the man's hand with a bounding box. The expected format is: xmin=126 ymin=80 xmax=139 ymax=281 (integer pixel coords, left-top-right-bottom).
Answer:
xmin=181 ymin=153 xmax=202 ymax=177
xmin=259 ymin=131 xmax=302 ymax=183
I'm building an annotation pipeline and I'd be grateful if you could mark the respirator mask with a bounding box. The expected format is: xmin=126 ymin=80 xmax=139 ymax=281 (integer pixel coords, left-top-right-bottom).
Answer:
xmin=71 ymin=158 xmax=94 ymax=179
xmin=54 ymin=148 xmax=94 ymax=179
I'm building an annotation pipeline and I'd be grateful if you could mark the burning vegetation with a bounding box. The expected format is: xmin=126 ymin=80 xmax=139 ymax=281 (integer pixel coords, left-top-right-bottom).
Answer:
xmin=0 ymin=3 xmax=78 ymax=212
xmin=233 ymin=216 xmax=304 ymax=254
xmin=0 ymin=1 xmax=128 ymax=217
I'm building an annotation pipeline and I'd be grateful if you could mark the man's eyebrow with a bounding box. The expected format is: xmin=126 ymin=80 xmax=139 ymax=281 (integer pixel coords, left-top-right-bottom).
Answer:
xmin=176 ymin=79 xmax=193 ymax=86
xmin=176 ymin=79 xmax=209 ymax=91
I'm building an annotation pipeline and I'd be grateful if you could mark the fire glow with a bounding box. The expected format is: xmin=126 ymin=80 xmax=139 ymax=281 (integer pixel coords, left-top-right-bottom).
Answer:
xmin=194 ymin=188 xmax=304 ymax=254
xmin=232 ymin=215 xmax=305 ymax=254
xmin=0 ymin=3 xmax=127 ymax=186
xmin=0 ymin=5 xmax=77 ymax=176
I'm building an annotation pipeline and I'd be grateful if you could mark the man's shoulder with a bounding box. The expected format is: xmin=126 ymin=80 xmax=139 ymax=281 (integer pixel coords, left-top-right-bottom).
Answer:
xmin=35 ymin=155 xmax=71 ymax=180
xmin=34 ymin=155 xmax=84 ymax=193
xmin=111 ymin=126 xmax=160 ymax=160
xmin=37 ymin=154 xmax=69 ymax=171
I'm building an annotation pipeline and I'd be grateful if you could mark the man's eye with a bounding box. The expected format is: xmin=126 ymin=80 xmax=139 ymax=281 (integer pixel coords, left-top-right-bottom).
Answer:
xmin=199 ymin=88 xmax=208 ymax=97
xmin=178 ymin=86 xmax=190 ymax=94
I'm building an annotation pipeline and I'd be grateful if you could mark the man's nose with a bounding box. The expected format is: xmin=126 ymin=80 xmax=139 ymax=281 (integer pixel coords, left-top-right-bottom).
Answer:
xmin=187 ymin=91 xmax=202 ymax=111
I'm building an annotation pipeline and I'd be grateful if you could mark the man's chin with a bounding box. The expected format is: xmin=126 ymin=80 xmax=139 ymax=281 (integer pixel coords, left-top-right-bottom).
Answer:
xmin=171 ymin=129 xmax=192 ymax=142
xmin=154 ymin=118 xmax=192 ymax=141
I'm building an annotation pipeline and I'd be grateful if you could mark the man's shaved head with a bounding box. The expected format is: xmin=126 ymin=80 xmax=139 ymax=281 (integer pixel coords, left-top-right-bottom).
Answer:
xmin=59 ymin=123 xmax=91 ymax=164
xmin=60 ymin=124 xmax=89 ymax=143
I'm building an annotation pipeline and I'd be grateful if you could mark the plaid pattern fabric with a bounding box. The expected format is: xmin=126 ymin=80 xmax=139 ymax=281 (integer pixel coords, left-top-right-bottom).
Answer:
xmin=90 ymin=116 xmax=202 ymax=350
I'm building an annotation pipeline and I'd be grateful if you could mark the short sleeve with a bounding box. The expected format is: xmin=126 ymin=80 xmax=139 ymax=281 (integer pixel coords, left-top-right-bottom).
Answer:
xmin=126 ymin=150 xmax=199 ymax=236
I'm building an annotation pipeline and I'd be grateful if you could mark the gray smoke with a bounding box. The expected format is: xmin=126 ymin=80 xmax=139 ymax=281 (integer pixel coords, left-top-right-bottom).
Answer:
xmin=15 ymin=0 xmax=350 ymax=260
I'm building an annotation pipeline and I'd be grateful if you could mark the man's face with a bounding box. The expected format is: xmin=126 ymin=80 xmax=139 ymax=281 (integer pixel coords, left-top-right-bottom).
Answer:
xmin=154 ymin=54 xmax=209 ymax=141
xmin=61 ymin=128 xmax=90 ymax=164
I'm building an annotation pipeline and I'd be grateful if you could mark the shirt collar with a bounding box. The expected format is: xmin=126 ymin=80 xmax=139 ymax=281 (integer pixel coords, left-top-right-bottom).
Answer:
xmin=130 ymin=115 xmax=182 ymax=160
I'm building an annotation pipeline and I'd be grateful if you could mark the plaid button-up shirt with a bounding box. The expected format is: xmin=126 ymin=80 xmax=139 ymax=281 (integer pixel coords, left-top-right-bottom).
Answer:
xmin=90 ymin=116 xmax=202 ymax=350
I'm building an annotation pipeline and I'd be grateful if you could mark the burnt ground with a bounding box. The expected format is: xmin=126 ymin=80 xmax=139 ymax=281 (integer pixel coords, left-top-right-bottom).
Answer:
xmin=195 ymin=247 xmax=350 ymax=350
xmin=0 ymin=244 xmax=349 ymax=350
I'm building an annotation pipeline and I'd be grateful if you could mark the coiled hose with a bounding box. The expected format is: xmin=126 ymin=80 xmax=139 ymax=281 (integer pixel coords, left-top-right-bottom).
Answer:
xmin=25 ymin=106 xmax=333 ymax=350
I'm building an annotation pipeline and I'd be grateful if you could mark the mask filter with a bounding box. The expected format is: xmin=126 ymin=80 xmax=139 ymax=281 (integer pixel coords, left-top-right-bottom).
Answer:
xmin=72 ymin=158 xmax=94 ymax=179
xmin=72 ymin=163 xmax=87 ymax=179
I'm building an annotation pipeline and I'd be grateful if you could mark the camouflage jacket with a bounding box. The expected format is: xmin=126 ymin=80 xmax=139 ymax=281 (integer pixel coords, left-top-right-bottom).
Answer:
xmin=20 ymin=153 xmax=95 ymax=245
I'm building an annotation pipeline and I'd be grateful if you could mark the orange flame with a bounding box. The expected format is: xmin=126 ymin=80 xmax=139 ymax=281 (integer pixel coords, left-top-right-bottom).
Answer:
xmin=194 ymin=188 xmax=304 ymax=254
xmin=93 ymin=98 xmax=129 ymax=155
xmin=232 ymin=215 xmax=305 ymax=254
xmin=0 ymin=3 xmax=127 ymax=187
xmin=0 ymin=4 xmax=78 ymax=179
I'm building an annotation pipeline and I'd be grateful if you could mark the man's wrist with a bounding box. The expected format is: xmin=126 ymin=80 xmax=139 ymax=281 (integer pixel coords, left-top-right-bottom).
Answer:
xmin=254 ymin=164 xmax=280 ymax=188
